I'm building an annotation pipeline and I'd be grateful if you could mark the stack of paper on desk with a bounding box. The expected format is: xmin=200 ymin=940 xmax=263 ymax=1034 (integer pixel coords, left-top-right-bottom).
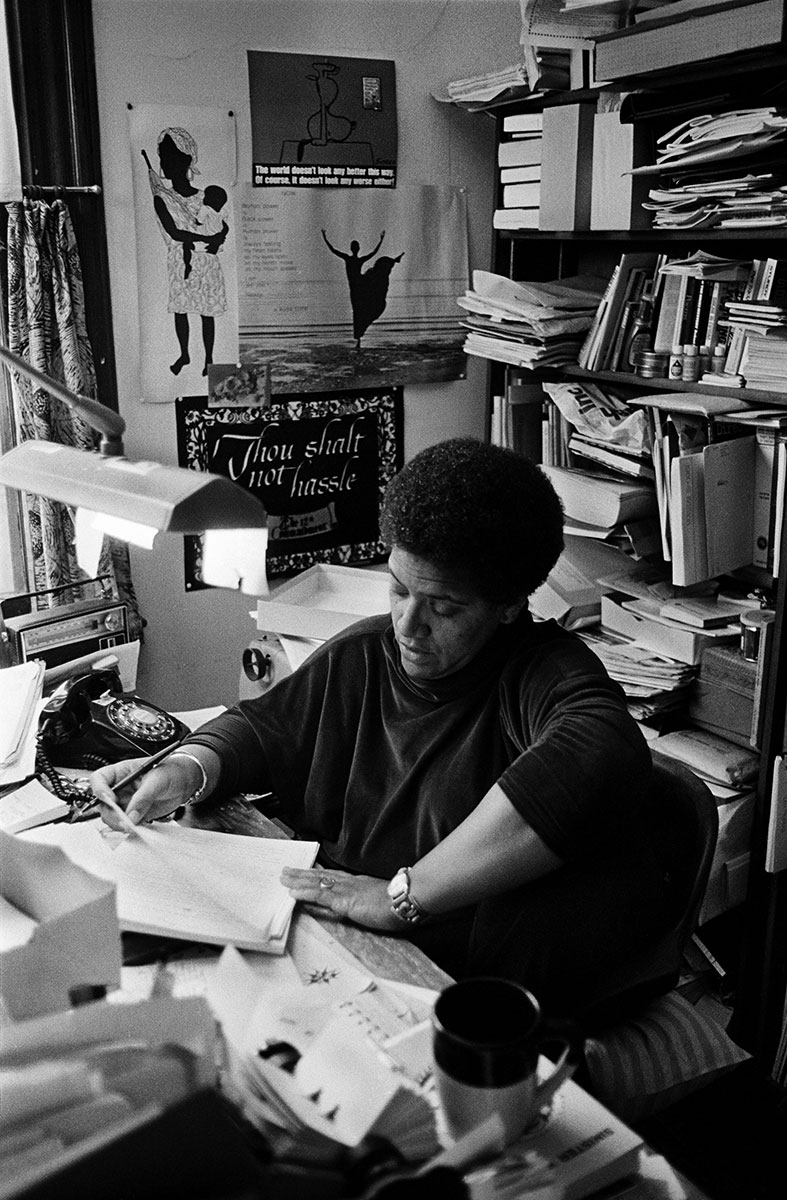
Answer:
xmin=208 ymin=943 xmax=439 ymax=1161
xmin=0 ymin=660 xmax=45 ymax=787
xmin=22 ymin=820 xmax=318 ymax=954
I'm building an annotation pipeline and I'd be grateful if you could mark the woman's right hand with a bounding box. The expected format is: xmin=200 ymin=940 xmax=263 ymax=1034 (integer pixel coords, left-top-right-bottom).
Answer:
xmin=89 ymin=757 xmax=201 ymax=829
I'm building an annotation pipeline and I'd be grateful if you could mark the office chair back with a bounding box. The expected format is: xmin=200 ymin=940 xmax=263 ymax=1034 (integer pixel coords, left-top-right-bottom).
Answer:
xmin=584 ymin=755 xmax=719 ymax=1030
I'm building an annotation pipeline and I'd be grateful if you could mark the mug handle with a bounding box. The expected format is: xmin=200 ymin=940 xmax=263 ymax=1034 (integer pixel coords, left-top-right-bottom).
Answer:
xmin=533 ymin=1019 xmax=583 ymax=1111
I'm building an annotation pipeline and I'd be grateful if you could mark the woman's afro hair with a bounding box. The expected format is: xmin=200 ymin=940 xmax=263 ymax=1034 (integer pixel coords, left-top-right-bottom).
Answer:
xmin=380 ymin=438 xmax=564 ymax=603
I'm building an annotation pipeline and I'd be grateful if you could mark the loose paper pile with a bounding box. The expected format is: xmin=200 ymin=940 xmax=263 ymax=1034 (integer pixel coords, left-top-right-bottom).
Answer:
xmin=636 ymin=108 xmax=787 ymax=230
xmin=434 ymin=62 xmax=533 ymax=110
xmin=579 ymin=624 xmax=696 ymax=721
xmin=459 ymin=270 xmax=604 ymax=370
xmin=23 ymin=820 xmax=319 ymax=954
xmin=205 ymin=931 xmax=440 ymax=1161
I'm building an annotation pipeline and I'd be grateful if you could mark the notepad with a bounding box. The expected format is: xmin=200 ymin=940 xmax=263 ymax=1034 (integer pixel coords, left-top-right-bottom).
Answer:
xmin=0 ymin=778 xmax=70 ymax=834
xmin=23 ymin=820 xmax=318 ymax=954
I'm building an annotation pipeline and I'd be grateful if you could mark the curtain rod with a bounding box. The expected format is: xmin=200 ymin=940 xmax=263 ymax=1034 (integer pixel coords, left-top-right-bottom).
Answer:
xmin=22 ymin=185 xmax=102 ymax=196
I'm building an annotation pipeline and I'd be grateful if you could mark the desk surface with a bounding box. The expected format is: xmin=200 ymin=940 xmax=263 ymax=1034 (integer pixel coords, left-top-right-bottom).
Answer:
xmin=181 ymin=795 xmax=453 ymax=992
xmin=181 ymin=796 xmax=710 ymax=1200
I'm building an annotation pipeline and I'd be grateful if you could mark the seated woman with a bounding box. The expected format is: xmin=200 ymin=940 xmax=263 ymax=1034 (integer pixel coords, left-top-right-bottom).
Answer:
xmin=92 ymin=438 xmax=684 ymax=1020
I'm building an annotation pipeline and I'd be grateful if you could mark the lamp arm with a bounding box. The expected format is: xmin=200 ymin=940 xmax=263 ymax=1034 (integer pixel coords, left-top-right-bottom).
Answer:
xmin=0 ymin=342 xmax=126 ymax=454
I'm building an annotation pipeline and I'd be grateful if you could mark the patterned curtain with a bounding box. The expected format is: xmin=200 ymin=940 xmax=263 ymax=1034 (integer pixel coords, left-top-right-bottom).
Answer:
xmin=4 ymin=198 xmax=143 ymax=637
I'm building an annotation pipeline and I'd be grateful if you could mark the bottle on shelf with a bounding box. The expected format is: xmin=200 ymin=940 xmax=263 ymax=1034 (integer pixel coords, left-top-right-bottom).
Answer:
xmin=681 ymin=344 xmax=700 ymax=383
xmin=668 ymin=344 xmax=684 ymax=381
xmin=625 ymin=297 xmax=653 ymax=372
xmin=709 ymin=345 xmax=727 ymax=375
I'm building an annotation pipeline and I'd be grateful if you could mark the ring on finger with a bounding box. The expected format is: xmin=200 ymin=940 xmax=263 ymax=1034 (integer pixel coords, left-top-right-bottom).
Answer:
xmin=319 ymin=875 xmax=335 ymax=890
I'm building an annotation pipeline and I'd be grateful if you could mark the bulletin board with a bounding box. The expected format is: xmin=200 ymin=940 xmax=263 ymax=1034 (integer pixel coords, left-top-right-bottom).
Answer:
xmin=175 ymin=387 xmax=403 ymax=585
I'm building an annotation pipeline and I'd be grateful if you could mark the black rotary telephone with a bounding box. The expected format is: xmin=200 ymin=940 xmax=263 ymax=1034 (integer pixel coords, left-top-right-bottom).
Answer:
xmin=38 ymin=666 xmax=189 ymax=772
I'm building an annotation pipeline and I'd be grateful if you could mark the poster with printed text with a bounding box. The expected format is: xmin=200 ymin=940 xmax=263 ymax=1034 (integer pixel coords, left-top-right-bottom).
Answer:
xmin=129 ymin=104 xmax=239 ymax=404
xmin=248 ymin=51 xmax=397 ymax=189
xmin=236 ymin=183 xmax=468 ymax=393
xmin=175 ymin=388 xmax=403 ymax=584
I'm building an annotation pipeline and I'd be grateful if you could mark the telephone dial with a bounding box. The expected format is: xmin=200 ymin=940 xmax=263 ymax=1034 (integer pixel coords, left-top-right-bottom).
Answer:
xmin=38 ymin=666 xmax=189 ymax=771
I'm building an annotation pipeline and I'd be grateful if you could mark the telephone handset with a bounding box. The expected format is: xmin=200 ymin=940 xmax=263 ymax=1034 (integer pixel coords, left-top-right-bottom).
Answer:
xmin=38 ymin=666 xmax=189 ymax=771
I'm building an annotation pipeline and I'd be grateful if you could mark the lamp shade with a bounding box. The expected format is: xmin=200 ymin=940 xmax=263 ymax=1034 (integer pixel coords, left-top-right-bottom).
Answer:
xmin=0 ymin=440 xmax=267 ymax=533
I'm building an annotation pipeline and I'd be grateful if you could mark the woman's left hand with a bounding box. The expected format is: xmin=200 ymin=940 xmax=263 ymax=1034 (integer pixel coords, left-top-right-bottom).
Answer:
xmin=280 ymin=866 xmax=402 ymax=933
xmin=206 ymin=222 xmax=228 ymax=254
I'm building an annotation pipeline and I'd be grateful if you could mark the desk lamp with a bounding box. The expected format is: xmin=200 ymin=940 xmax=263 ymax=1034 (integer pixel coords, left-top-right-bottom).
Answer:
xmin=0 ymin=343 xmax=268 ymax=593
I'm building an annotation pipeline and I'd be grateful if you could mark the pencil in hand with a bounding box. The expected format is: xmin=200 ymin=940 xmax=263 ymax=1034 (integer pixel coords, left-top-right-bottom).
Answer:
xmin=88 ymin=739 xmax=186 ymax=833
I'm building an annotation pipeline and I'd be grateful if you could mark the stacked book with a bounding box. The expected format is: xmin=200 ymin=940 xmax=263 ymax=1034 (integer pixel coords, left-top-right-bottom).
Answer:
xmin=539 ymin=379 xmax=661 ymax=557
xmin=495 ymin=110 xmax=544 ymax=230
xmin=600 ymin=587 xmax=744 ymax=667
xmin=578 ymin=248 xmax=787 ymax=387
xmin=542 ymin=378 xmax=655 ymax=478
xmin=459 ymin=269 xmax=604 ymax=369
xmin=714 ymin=255 xmax=787 ymax=385
xmin=739 ymin=335 xmax=787 ymax=394
xmin=541 ymin=464 xmax=658 ymax=540
xmin=577 ymin=252 xmax=661 ymax=372
xmin=632 ymin=393 xmax=760 ymax=585
xmin=632 ymin=106 xmax=787 ymax=231
xmin=718 ymin=256 xmax=787 ymax=380
xmin=650 ymin=251 xmax=752 ymax=370
xmin=580 ymin=561 xmax=747 ymax=723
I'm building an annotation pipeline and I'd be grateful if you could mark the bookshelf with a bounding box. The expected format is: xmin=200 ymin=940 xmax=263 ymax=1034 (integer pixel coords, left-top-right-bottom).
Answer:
xmin=482 ymin=47 xmax=787 ymax=1078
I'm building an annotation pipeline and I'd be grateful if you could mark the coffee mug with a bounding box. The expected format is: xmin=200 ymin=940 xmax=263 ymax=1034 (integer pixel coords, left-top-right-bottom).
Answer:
xmin=432 ymin=977 xmax=580 ymax=1146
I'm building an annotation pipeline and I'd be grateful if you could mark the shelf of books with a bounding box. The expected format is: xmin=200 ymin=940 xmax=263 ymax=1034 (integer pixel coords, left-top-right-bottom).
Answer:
xmin=475 ymin=38 xmax=787 ymax=1071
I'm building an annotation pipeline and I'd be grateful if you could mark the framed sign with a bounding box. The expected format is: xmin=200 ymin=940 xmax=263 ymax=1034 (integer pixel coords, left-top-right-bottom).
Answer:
xmin=175 ymin=387 xmax=403 ymax=586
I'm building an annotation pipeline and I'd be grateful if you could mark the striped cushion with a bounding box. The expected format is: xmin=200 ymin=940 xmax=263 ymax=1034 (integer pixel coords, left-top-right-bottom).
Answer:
xmin=583 ymin=990 xmax=750 ymax=1121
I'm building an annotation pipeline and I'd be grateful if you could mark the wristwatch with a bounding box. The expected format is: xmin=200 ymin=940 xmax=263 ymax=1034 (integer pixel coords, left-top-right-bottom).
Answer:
xmin=387 ymin=866 xmax=428 ymax=924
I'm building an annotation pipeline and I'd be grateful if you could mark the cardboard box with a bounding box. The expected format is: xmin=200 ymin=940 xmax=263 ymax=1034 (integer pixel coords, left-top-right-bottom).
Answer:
xmin=590 ymin=110 xmax=651 ymax=230
xmin=0 ymin=998 xmax=221 ymax=1200
xmin=539 ymin=102 xmax=595 ymax=232
xmin=257 ymin=564 xmax=390 ymax=641
xmin=601 ymin=592 xmax=738 ymax=666
xmin=0 ymin=829 xmax=121 ymax=1021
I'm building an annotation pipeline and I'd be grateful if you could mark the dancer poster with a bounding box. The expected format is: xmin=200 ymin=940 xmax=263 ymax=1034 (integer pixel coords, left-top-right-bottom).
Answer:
xmin=248 ymin=51 xmax=397 ymax=188
xmin=129 ymin=104 xmax=239 ymax=404
xmin=237 ymin=183 xmax=468 ymax=393
xmin=176 ymin=388 xmax=403 ymax=584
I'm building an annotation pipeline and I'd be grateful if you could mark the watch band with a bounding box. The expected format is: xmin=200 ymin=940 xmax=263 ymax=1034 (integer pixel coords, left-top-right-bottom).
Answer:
xmin=387 ymin=866 xmax=428 ymax=924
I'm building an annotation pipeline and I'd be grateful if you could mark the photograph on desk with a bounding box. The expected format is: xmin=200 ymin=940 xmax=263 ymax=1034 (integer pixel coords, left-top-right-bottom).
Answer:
xmin=175 ymin=386 xmax=403 ymax=583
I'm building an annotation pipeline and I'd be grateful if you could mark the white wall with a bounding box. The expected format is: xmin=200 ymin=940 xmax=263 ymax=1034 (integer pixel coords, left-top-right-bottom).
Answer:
xmin=92 ymin=0 xmax=520 ymax=708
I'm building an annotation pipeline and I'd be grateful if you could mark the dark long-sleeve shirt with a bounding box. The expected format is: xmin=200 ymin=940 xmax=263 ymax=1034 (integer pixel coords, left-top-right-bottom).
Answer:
xmin=186 ymin=611 xmax=652 ymax=879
